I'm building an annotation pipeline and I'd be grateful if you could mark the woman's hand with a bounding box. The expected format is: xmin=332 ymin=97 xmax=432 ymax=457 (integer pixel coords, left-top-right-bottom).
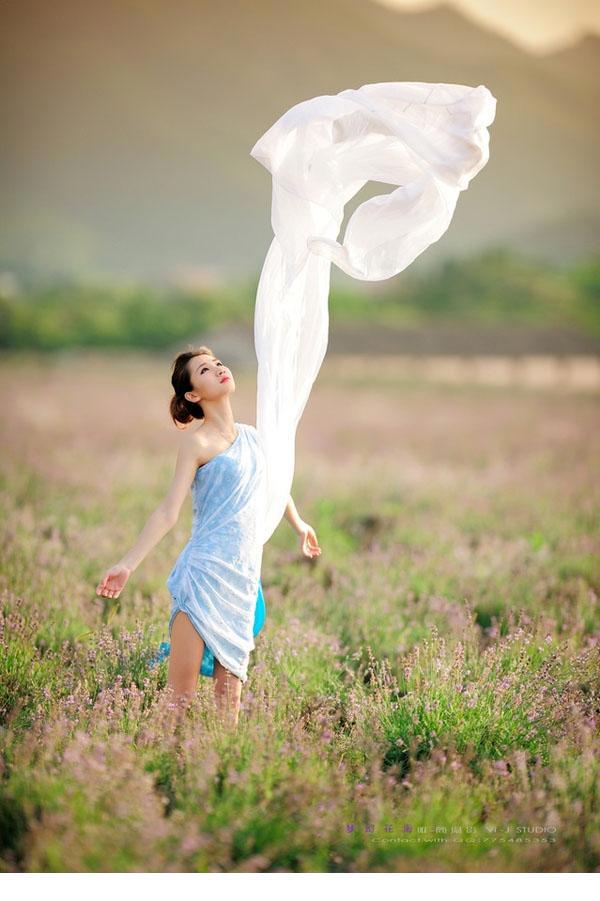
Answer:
xmin=297 ymin=521 xmax=322 ymax=559
xmin=96 ymin=563 xmax=131 ymax=599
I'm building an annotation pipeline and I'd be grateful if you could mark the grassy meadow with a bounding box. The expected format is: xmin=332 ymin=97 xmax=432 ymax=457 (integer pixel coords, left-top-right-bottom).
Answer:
xmin=0 ymin=350 xmax=598 ymax=873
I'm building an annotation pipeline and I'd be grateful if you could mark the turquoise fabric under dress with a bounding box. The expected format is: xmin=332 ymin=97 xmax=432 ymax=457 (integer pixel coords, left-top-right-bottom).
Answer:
xmin=166 ymin=422 xmax=267 ymax=684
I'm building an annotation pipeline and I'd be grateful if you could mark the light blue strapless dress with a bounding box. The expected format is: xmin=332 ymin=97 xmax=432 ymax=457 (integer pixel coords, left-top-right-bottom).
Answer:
xmin=165 ymin=421 xmax=267 ymax=684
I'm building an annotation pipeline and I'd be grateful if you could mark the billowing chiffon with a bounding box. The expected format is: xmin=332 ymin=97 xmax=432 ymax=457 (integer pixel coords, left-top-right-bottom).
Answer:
xmin=166 ymin=423 xmax=267 ymax=683
xmin=250 ymin=81 xmax=497 ymax=543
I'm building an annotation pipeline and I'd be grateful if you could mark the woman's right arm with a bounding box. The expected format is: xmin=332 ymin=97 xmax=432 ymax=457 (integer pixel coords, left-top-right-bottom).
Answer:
xmin=95 ymin=430 xmax=202 ymax=599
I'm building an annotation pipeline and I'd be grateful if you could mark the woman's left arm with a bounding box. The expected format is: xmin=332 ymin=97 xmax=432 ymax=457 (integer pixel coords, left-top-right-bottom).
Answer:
xmin=285 ymin=494 xmax=322 ymax=558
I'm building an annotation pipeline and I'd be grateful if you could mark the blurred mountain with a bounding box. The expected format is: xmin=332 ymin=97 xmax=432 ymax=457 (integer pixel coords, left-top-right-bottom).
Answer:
xmin=1 ymin=0 xmax=598 ymax=286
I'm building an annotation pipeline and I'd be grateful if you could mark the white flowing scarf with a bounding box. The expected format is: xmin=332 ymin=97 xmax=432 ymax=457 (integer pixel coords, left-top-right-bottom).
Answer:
xmin=250 ymin=81 xmax=497 ymax=544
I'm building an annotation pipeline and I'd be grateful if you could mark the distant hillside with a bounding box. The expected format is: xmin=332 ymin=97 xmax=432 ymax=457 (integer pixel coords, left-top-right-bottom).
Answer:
xmin=2 ymin=250 xmax=597 ymax=356
xmin=1 ymin=0 xmax=598 ymax=285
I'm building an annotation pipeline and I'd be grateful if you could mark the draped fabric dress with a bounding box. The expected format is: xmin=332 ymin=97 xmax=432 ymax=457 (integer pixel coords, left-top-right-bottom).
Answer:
xmin=166 ymin=422 xmax=267 ymax=684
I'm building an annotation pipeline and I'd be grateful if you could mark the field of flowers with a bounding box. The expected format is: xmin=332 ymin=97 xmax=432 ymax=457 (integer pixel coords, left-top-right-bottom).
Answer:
xmin=0 ymin=351 xmax=598 ymax=872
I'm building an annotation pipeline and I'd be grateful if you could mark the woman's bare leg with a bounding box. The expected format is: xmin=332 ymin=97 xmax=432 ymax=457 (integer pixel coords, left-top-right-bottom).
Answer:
xmin=167 ymin=611 xmax=204 ymax=709
xmin=213 ymin=659 xmax=242 ymax=729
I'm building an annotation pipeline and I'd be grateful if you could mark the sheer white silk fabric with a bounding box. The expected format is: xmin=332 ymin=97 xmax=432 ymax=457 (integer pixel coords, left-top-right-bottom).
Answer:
xmin=250 ymin=81 xmax=497 ymax=544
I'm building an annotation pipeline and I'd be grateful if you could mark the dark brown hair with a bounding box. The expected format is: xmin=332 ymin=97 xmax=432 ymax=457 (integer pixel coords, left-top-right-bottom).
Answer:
xmin=169 ymin=345 xmax=215 ymax=428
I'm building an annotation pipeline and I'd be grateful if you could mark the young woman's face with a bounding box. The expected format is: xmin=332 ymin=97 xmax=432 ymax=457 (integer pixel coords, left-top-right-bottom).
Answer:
xmin=188 ymin=353 xmax=234 ymax=402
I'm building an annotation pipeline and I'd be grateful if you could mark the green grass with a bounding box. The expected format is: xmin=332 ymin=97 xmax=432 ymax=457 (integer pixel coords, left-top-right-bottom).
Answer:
xmin=0 ymin=360 xmax=598 ymax=872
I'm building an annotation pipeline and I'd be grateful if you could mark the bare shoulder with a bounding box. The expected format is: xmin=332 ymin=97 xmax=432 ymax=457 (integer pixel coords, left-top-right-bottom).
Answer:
xmin=180 ymin=422 xmax=215 ymax=467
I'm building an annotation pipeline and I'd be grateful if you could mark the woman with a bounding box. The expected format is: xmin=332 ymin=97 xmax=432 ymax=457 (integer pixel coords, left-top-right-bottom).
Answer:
xmin=96 ymin=345 xmax=321 ymax=727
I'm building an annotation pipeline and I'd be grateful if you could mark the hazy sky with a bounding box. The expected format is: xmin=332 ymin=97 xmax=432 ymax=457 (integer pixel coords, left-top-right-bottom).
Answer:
xmin=374 ymin=0 xmax=600 ymax=53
